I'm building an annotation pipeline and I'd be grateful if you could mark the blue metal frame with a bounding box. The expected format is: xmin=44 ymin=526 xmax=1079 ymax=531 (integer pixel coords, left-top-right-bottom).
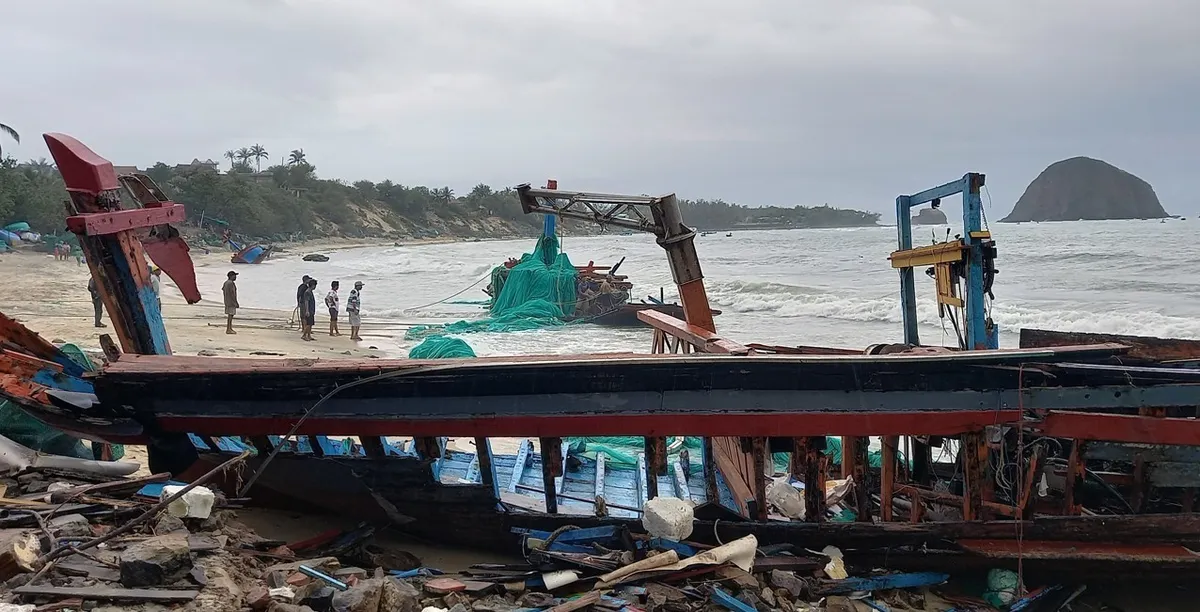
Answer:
xmin=895 ymin=173 xmax=997 ymax=350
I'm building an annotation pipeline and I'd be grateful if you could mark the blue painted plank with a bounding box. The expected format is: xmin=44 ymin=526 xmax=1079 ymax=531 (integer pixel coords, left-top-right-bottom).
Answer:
xmin=819 ymin=572 xmax=948 ymax=595
xmin=711 ymin=587 xmax=756 ymax=612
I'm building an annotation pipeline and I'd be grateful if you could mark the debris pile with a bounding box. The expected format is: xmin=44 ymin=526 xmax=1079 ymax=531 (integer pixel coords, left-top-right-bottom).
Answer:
xmin=1 ymin=439 xmax=1076 ymax=612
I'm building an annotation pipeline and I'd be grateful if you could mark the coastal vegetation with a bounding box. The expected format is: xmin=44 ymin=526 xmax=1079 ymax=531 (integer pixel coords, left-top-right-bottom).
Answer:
xmin=0 ymin=139 xmax=880 ymax=241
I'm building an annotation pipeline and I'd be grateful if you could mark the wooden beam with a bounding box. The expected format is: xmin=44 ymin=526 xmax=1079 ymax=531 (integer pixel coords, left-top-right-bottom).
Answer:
xmin=540 ymin=437 xmax=562 ymax=514
xmin=636 ymin=310 xmax=750 ymax=355
xmin=1064 ymin=441 xmax=1086 ymax=516
xmin=475 ymin=437 xmax=496 ymax=491
xmin=673 ymin=458 xmax=692 ymax=502
xmin=751 ymin=437 xmax=768 ymax=521
xmin=594 ymin=451 xmax=607 ymax=515
xmin=702 ymin=437 xmax=718 ymax=504
xmin=880 ymin=435 xmax=898 ymax=521
xmin=636 ymin=452 xmax=649 ymax=508
xmin=960 ymin=431 xmax=990 ymax=521
xmin=359 ymin=435 xmax=386 ymax=459
xmin=1037 ymin=411 xmax=1200 ymax=445
xmin=507 ymin=439 xmax=532 ymax=493
xmin=795 ymin=437 xmax=826 ymax=523
xmin=645 ymin=436 xmax=666 ymax=500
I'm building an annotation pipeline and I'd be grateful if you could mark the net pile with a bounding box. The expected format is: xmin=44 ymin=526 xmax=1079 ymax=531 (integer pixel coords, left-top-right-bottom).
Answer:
xmin=408 ymin=336 xmax=477 ymax=359
xmin=406 ymin=235 xmax=579 ymax=340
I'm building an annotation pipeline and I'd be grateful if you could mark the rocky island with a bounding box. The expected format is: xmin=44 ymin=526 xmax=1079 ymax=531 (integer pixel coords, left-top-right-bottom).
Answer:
xmin=1001 ymin=156 xmax=1168 ymax=222
xmin=912 ymin=207 xmax=949 ymax=225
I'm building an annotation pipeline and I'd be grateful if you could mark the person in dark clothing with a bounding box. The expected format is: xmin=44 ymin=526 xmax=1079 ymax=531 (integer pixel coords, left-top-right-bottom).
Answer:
xmin=86 ymin=277 xmax=106 ymax=328
xmin=294 ymin=274 xmax=311 ymax=332
xmin=300 ymin=278 xmax=317 ymax=341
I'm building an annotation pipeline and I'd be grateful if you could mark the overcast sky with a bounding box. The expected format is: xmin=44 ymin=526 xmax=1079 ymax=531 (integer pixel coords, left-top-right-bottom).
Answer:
xmin=5 ymin=1 xmax=1198 ymax=218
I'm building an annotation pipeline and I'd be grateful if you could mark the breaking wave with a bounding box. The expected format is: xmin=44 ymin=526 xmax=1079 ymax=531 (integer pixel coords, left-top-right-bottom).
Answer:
xmin=707 ymin=279 xmax=1200 ymax=339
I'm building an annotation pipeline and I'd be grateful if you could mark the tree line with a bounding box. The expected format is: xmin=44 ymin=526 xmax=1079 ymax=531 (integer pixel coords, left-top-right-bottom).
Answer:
xmin=0 ymin=125 xmax=880 ymax=241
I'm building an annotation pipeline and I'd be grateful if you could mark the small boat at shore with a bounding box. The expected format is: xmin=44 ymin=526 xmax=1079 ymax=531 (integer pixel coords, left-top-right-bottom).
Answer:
xmin=227 ymin=238 xmax=274 ymax=264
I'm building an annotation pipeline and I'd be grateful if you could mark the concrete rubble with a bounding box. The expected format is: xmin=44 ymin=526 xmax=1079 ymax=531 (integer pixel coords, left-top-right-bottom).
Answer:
xmin=0 ymin=458 xmax=1137 ymax=611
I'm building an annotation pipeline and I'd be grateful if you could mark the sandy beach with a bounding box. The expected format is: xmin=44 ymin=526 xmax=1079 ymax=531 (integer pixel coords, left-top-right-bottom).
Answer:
xmin=0 ymin=240 xmax=528 ymax=469
xmin=0 ymin=243 xmax=410 ymax=361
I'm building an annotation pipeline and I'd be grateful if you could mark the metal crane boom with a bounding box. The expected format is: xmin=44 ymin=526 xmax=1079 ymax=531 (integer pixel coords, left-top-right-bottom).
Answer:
xmin=515 ymin=184 xmax=716 ymax=332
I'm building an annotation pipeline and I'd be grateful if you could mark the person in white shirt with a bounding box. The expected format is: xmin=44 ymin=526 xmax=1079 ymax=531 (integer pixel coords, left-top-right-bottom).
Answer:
xmin=150 ymin=266 xmax=162 ymax=310
xmin=325 ymin=280 xmax=341 ymax=337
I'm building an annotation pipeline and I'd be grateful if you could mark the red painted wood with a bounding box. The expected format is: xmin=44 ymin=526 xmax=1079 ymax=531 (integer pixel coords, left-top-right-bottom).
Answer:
xmin=66 ymin=204 xmax=186 ymax=236
xmin=157 ymin=410 xmax=1021 ymax=438
xmin=1038 ymin=411 xmax=1200 ymax=446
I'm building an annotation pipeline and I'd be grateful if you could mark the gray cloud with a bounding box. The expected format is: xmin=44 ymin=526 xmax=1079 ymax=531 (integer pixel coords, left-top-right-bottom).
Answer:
xmin=4 ymin=0 xmax=1197 ymax=216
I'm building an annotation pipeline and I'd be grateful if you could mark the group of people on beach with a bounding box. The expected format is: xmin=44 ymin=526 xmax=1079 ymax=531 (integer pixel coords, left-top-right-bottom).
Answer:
xmin=295 ymin=274 xmax=364 ymax=342
xmin=220 ymin=271 xmax=365 ymax=342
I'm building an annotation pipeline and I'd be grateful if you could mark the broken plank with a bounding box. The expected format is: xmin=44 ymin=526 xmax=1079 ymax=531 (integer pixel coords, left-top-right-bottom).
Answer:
xmin=507 ymin=439 xmax=532 ymax=493
xmin=594 ymin=452 xmax=607 ymax=514
xmin=672 ymin=459 xmax=691 ymax=502
xmin=636 ymin=452 xmax=648 ymax=507
xmin=548 ymin=590 xmax=600 ymax=612
xmin=13 ymin=585 xmax=200 ymax=602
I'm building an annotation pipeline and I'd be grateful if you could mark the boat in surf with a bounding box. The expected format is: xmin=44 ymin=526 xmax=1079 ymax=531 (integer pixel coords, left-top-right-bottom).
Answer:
xmin=226 ymin=232 xmax=274 ymax=264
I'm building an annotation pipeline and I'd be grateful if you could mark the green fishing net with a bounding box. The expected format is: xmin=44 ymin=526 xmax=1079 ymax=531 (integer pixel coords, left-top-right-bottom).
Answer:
xmin=408 ymin=336 xmax=477 ymax=359
xmin=567 ymin=436 xmax=900 ymax=471
xmin=406 ymin=235 xmax=579 ymax=339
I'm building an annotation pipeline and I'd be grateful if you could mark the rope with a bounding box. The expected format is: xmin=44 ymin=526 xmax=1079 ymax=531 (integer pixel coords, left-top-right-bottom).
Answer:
xmin=405 ymin=273 xmax=492 ymax=312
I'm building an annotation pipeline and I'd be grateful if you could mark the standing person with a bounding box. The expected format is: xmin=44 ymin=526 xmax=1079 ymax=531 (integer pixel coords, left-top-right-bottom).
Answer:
xmin=149 ymin=266 xmax=162 ymax=310
xmin=325 ymin=280 xmax=341 ymax=337
xmin=222 ymin=271 xmax=239 ymax=335
xmin=300 ymin=278 xmax=318 ymax=341
xmin=347 ymin=281 xmax=363 ymax=341
xmin=86 ymin=277 xmax=105 ymax=328
xmin=295 ymin=274 xmax=311 ymax=330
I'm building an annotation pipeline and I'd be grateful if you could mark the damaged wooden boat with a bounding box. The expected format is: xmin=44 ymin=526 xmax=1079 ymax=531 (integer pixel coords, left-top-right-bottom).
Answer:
xmin=6 ymin=137 xmax=1200 ymax=577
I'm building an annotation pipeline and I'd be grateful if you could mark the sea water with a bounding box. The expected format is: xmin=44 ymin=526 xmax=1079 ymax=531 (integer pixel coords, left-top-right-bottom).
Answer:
xmin=197 ymin=218 xmax=1200 ymax=357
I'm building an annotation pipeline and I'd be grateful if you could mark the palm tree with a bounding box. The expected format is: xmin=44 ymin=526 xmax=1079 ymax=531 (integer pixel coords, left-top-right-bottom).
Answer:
xmin=224 ymin=150 xmax=238 ymax=170
xmin=0 ymin=123 xmax=19 ymax=159
xmin=287 ymin=149 xmax=306 ymax=166
xmin=249 ymin=144 xmax=268 ymax=172
xmin=236 ymin=147 xmax=252 ymax=170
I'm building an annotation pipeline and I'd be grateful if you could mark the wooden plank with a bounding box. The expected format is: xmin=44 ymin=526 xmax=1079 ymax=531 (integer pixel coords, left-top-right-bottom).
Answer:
xmin=1039 ymin=411 xmax=1200 ymax=446
xmin=13 ymin=585 xmax=199 ymax=603
xmin=464 ymin=454 xmax=480 ymax=484
xmin=644 ymin=437 xmax=665 ymax=500
xmin=636 ymin=453 xmax=648 ymax=507
xmin=672 ymin=459 xmax=691 ymax=502
xmin=540 ymin=437 xmax=562 ymax=515
xmin=956 ymin=539 xmax=1200 ymax=562
xmin=880 ymin=435 xmax=898 ymax=521
xmin=248 ymin=436 xmax=274 ymax=456
xmin=796 ymin=437 xmax=826 ymax=523
xmin=702 ymin=437 xmax=719 ymax=504
xmin=845 ymin=436 xmax=871 ymax=522
xmin=507 ymin=439 xmax=532 ymax=493
xmin=306 ymin=435 xmax=325 ymax=457
xmin=636 ymin=310 xmax=750 ymax=355
xmin=960 ymin=431 xmax=989 ymax=521
xmin=594 ymin=451 xmax=607 ymax=515
xmin=475 ymin=437 xmax=496 ymax=493
xmin=1064 ymin=441 xmax=1086 ymax=516
xmin=555 ymin=438 xmax=569 ymax=495
xmin=360 ymin=435 xmax=386 ymax=459
xmin=751 ymin=437 xmax=768 ymax=521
